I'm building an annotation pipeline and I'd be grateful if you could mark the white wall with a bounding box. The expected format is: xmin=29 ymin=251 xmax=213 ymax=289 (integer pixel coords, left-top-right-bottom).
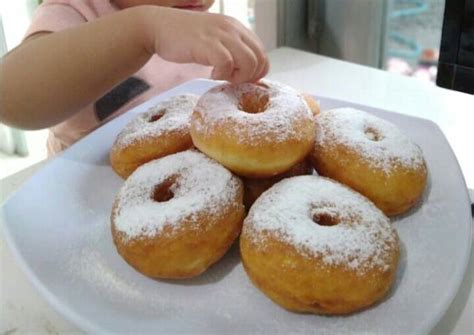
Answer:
xmin=0 ymin=14 xmax=7 ymax=55
xmin=254 ymin=0 xmax=277 ymax=51
xmin=0 ymin=0 xmax=37 ymax=50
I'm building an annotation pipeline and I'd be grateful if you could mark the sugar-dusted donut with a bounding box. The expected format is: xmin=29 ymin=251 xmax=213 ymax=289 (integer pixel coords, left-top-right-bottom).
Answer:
xmin=110 ymin=94 xmax=199 ymax=178
xmin=190 ymin=80 xmax=315 ymax=177
xmin=240 ymin=175 xmax=400 ymax=315
xmin=311 ymin=108 xmax=427 ymax=216
xmin=111 ymin=150 xmax=245 ymax=279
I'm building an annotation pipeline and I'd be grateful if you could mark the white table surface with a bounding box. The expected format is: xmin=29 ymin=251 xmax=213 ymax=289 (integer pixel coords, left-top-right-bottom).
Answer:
xmin=1 ymin=47 xmax=473 ymax=334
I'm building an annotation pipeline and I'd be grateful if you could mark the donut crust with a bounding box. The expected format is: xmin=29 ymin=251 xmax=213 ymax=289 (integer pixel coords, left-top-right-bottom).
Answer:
xmin=110 ymin=94 xmax=198 ymax=179
xmin=110 ymin=131 xmax=193 ymax=179
xmin=240 ymin=230 xmax=400 ymax=315
xmin=311 ymin=142 xmax=427 ymax=216
xmin=191 ymin=115 xmax=315 ymax=178
xmin=302 ymin=93 xmax=321 ymax=117
xmin=112 ymin=187 xmax=245 ymax=279
xmin=191 ymin=81 xmax=316 ymax=178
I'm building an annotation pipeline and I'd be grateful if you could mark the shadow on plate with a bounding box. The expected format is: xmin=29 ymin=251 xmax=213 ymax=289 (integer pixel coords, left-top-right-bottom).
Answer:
xmin=157 ymin=241 xmax=242 ymax=287
xmin=383 ymin=238 xmax=407 ymax=302
xmin=74 ymin=167 xmax=122 ymax=221
xmin=60 ymin=148 xmax=112 ymax=167
xmin=429 ymin=244 xmax=473 ymax=334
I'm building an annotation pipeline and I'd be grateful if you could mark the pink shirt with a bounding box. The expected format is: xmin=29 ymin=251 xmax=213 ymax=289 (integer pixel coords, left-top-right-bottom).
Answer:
xmin=26 ymin=0 xmax=211 ymax=155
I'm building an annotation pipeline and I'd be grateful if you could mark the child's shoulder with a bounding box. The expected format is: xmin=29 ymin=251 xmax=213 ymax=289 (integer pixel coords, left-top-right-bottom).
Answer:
xmin=36 ymin=0 xmax=118 ymax=19
xmin=26 ymin=0 xmax=117 ymax=38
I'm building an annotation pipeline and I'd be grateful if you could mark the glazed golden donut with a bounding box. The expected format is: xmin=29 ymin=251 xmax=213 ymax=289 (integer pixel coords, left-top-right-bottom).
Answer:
xmin=311 ymin=108 xmax=427 ymax=216
xmin=190 ymin=80 xmax=316 ymax=178
xmin=242 ymin=159 xmax=313 ymax=210
xmin=111 ymin=150 xmax=245 ymax=279
xmin=240 ymin=175 xmax=400 ymax=315
xmin=110 ymin=94 xmax=199 ymax=179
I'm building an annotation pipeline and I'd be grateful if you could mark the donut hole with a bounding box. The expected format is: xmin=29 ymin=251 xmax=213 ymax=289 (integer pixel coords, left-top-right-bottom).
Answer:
xmin=238 ymin=92 xmax=270 ymax=114
xmin=152 ymin=178 xmax=175 ymax=202
xmin=149 ymin=109 xmax=166 ymax=122
xmin=364 ymin=127 xmax=384 ymax=142
xmin=312 ymin=212 xmax=339 ymax=227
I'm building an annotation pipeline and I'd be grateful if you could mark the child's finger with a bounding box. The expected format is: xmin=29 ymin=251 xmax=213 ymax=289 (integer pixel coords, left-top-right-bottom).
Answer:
xmin=209 ymin=42 xmax=235 ymax=81
xmin=240 ymin=33 xmax=268 ymax=82
xmin=259 ymin=55 xmax=270 ymax=78
xmin=255 ymin=53 xmax=270 ymax=80
xmin=223 ymin=39 xmax=258 ymax=83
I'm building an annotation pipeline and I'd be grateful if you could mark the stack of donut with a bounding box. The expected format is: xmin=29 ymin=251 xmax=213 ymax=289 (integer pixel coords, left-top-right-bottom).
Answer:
xmin=109 ymin=79 xmax=427 ymax=316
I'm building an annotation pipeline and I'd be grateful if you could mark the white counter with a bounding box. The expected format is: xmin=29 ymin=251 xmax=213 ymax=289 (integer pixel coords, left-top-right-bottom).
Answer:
xmin=1 ymin=47 xmax=473 ymax=334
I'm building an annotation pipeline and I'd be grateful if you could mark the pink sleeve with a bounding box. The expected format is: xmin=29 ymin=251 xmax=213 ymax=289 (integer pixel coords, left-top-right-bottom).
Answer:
xmin=25 ymin=4 xmax=86 ymax=38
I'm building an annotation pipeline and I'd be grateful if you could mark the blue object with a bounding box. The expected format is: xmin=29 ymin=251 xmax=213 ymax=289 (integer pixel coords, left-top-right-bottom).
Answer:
xmin=388 ymin=0 xmax=429 ymax=59
xmin=388 ymin=31 xmax=422 ymax=59
xmin=390 ymin=0 xmax=429 ymax=18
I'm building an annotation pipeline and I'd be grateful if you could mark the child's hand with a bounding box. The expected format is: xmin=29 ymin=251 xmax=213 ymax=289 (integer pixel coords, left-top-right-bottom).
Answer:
xmin=147 ymin=7 xmax=269 ymax=84
xmin=0 ymin=5 xmax=269 ymax=129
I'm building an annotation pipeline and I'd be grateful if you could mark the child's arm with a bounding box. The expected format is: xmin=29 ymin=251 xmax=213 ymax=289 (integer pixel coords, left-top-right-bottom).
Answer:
xmin=0 ymin=6 xmax=268 ymax=129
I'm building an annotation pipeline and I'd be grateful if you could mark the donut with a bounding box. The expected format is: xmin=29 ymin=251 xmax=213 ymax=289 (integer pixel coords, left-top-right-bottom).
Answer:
xmin=240 ymin=175 xmax=400 ymax=315
xmin=110 ymin=94 xmax=199 ymax=179
xmin=302 ymin=93 xmax=320 ymax=117
xmin=111 ymin=150 xmax=245 ymax=279
xmin=310 ymin=108 xmax=427 ymax=216
xmin=190 ymin=80 xmax=316 ymax=178
xmin=242 ymin=159 xmax=313 ymax=210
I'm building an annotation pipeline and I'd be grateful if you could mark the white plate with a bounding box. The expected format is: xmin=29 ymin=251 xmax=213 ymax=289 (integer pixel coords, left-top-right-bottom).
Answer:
xmin=1 ymin=79 xmax=472 ymax=334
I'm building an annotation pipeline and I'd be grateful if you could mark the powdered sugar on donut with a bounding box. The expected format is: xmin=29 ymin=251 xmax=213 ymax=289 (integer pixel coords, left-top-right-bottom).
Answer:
xmin=115 ymin=94 xmax=199 ymax=148
xmin=315 ymin=108 xmax=425 ymax=173
xmin=192 ymin=80 xmax=313 ymax=145
xmin=113 ymin=150 xmax=242 ymax=239
xmin=244 ymin=175 xmax=398 ymax=273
